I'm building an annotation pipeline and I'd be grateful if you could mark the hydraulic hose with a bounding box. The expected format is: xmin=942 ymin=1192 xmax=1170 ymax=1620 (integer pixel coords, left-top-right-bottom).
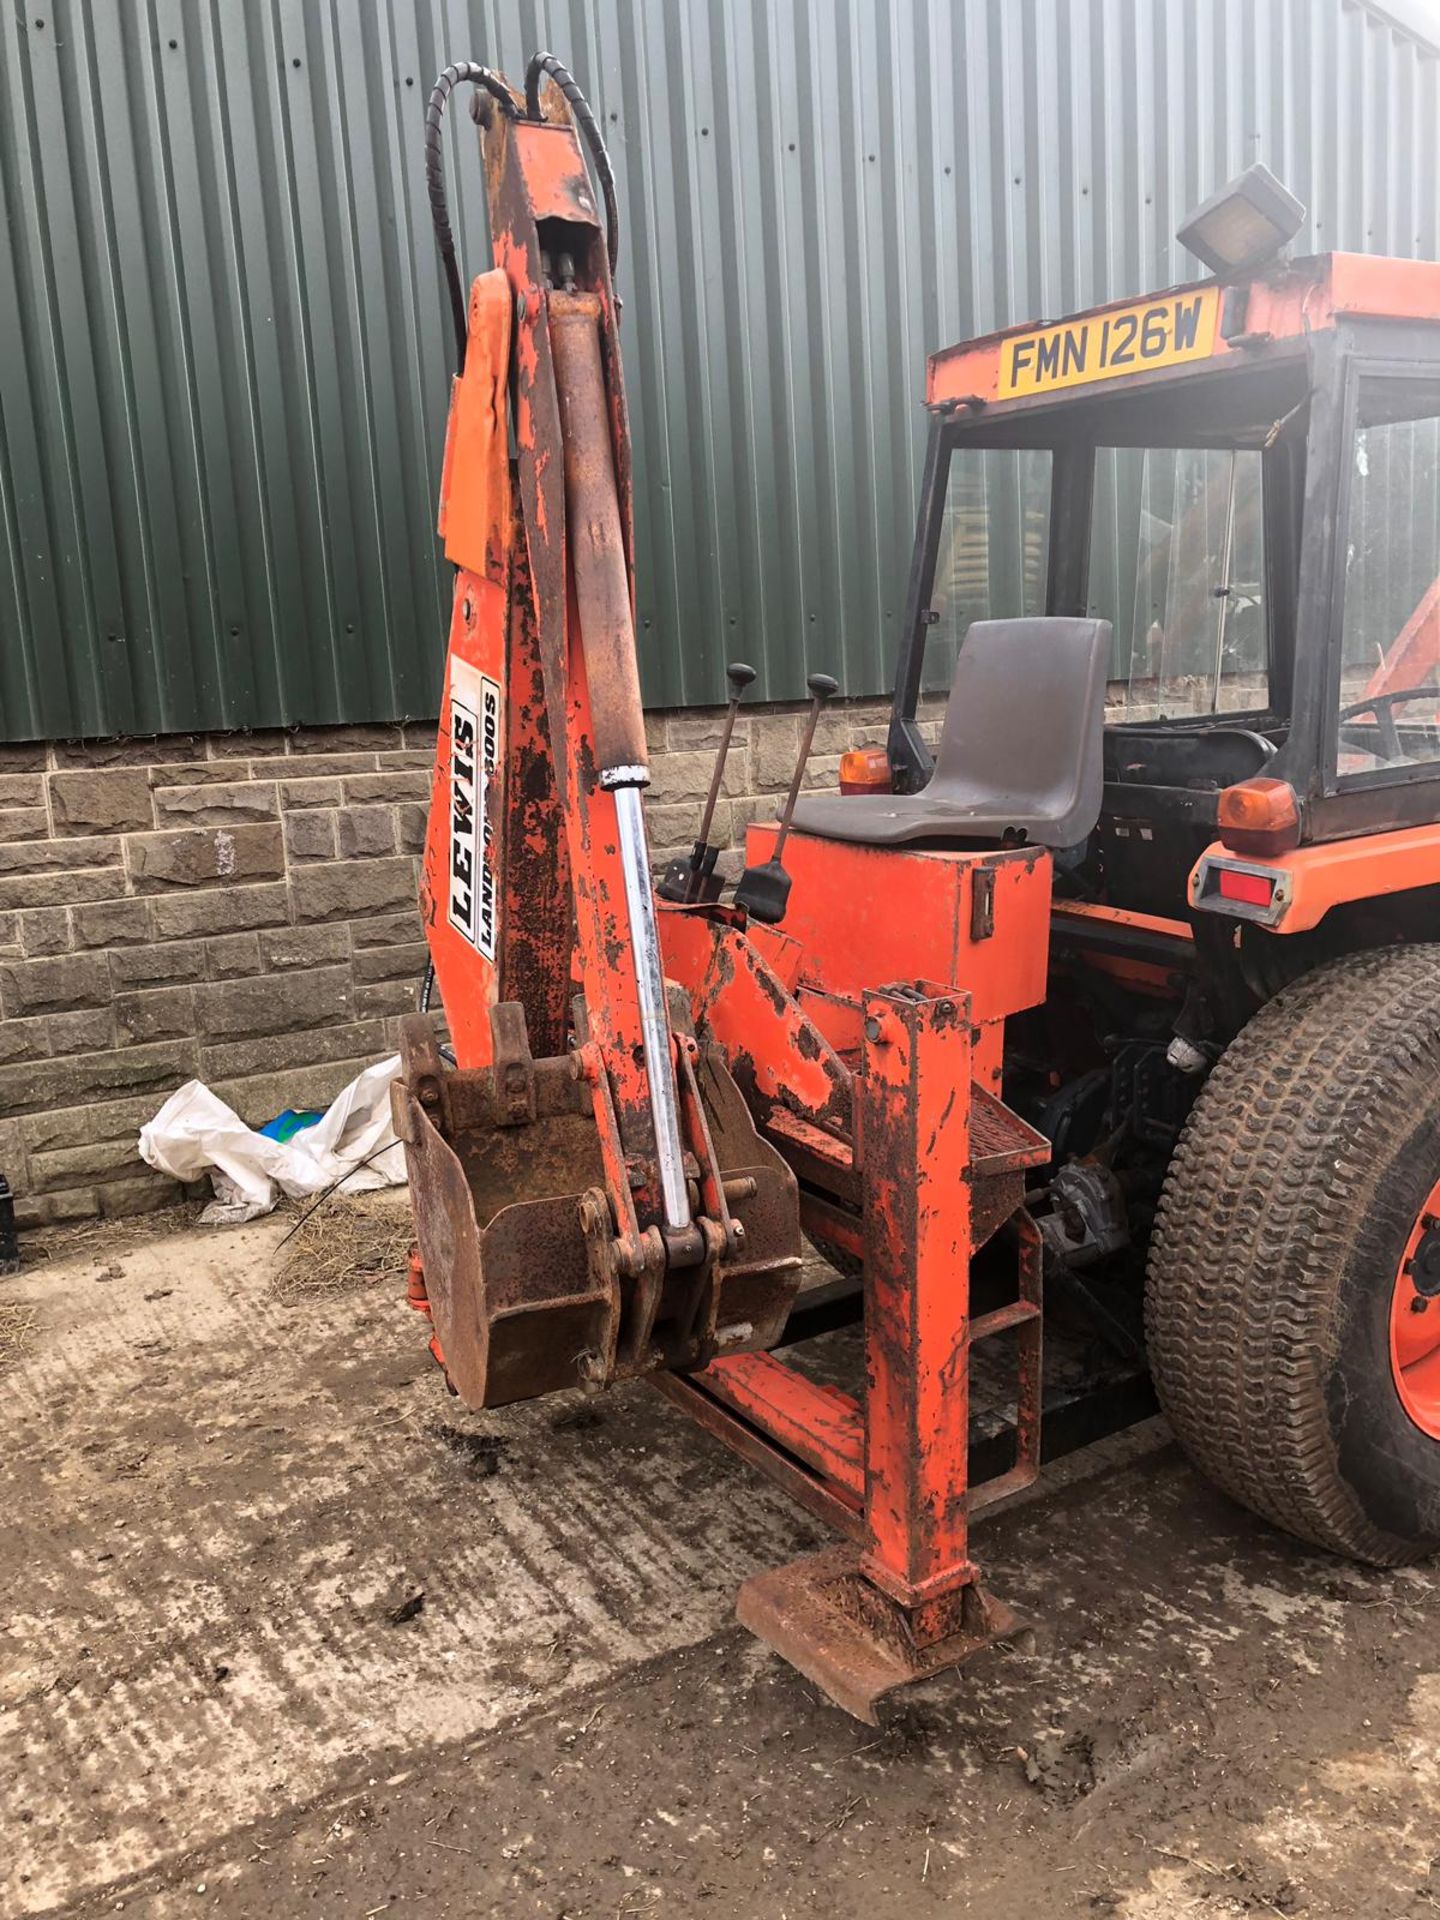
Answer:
xmin=423 ymin=61 xmax=516 ymax=372
xmin=523 ymin=52 xmax=620 ymax=280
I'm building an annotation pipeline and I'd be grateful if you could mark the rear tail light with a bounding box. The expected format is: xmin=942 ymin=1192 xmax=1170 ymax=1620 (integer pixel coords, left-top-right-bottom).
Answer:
xmin=1217 ymin=866 xmax=1276 ymax=908
xmin=839 ymin=748 xmax=892 ymax=795
xmin=1216 ymin=776 xmax=1300 ymax=857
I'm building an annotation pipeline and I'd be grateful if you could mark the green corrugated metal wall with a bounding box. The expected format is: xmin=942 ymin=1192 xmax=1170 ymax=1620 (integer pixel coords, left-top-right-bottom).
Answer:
xmin=1 ymin=0 xmax=1437 ymax=741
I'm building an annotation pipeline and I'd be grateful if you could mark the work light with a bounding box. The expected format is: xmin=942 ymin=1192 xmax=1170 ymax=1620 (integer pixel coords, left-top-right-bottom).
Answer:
xmin=1176 ymin=163 xmax=1306 ymax=278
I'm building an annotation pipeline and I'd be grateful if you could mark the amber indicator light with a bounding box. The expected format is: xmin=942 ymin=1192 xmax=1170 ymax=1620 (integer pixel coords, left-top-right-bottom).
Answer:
xmin=1216 ymin=776 xmax=1300 ymax=857
xmin=839 ymin=748 xmax=892 ymax=795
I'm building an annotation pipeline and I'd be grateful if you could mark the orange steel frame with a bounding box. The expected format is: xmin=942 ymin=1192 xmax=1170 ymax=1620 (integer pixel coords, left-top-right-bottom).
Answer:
xmin=416 ymin=94 xmax=1219 ymax=1695
xmin=421 ymin=102 xmax=679 ymax=1234
xmin=655 ymin=831 xmax=1052 ymax=1705
xmin=638 ymin=251 xmax=1440 ymax=1674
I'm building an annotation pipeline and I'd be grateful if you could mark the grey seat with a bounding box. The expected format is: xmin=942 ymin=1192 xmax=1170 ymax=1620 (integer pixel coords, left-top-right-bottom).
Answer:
xmin=791 ymin=616 xmax=1112 ymax=849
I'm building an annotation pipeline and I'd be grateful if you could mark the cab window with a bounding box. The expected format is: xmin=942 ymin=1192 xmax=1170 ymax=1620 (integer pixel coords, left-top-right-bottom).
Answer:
xmin=1089 ymin=446 xmax=1268 ymax=722
xmin=922 ymin=447 xmax=1052 ymax=691
xmin=1335 ymin=378 xmax=1440 ymax=779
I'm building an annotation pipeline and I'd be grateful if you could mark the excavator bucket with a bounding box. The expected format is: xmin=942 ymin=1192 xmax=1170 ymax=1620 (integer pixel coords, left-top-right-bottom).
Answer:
xmin=394 ymin=1009 xmax=804 ymax=1410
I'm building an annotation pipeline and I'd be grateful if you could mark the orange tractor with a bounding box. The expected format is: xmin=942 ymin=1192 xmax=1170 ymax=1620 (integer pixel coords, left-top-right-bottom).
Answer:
xmin=397 ymin=56 xmax=1440 ymax=1719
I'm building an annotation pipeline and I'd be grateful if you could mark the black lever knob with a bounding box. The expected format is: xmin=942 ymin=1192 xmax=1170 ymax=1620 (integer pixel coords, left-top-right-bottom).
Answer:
xmin=779 ymin=672 xmax=839 ymax=844
xmin=734 ymin=664 xmax=840 ymax=925
xmin=657 ymin=660 xmax=757 ymax=906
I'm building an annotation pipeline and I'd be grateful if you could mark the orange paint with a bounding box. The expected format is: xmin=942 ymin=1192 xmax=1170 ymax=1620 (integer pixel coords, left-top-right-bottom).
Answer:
xmin=422 ymin=274 xmax=516 ymax=1064
xmin=1391 ymin=1174 xmax=1440 ymax=1441
xmin=1190 ymin=822 xmax=1440 ymax=934
xmin=702 ymin=1353 xmax=864 ymax=1505
xmin=859 ymin=987 xmax=977 ymax=1609
xmin=439 ymin=271 xmax=513 ymax=578
xmin=512 ymin=120 xmax=603 ymax=228
xmin=1051 ymin=899 xmax=1193 ymax=943
xmin=659 ymin=909 xmax=853 ymax=1133
xmin=927 ymin=253 xmax=1440 ymax=416
xmin=746 ymin=825 xmax=1052 ymax=1024
xmin=1328 ymin=252 xmax=1440 ymax=324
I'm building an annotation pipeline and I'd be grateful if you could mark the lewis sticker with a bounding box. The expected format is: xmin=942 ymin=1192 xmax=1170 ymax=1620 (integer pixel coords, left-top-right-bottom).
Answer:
xmin=447 ymin=660 xmax=501 ymax=961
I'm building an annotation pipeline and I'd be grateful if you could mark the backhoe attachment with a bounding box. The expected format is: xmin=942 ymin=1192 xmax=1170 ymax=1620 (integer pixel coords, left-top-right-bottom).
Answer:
xmin=402 ymin=55 xmax=1055 ymax=1723
xmin=396 ymin=67 xmax=802 ymax=1409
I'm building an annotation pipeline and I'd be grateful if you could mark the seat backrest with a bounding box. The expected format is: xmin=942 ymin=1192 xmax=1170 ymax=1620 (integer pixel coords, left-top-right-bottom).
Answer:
xmin=926 ymin=616 xmax=1112 ymax=844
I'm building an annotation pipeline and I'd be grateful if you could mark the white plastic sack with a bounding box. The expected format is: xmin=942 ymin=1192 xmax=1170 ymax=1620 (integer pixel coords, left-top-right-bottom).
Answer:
xmin=139 ymin=1055 xmax=407 ymax=1224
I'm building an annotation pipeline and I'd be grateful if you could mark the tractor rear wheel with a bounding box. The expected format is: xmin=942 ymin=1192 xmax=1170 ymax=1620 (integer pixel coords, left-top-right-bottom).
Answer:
xmin=1146 ymin=944 xmax=1440 ymax=1565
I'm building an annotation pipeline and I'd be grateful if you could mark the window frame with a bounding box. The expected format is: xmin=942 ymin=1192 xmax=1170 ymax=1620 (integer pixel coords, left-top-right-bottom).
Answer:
xmin=1086 ymin=441 xmax=1276 ymax=728
xmin=1322 ymin=360 xmax=1440 ymax=799
xmin=921 ymin=442 xmax=1057 ymax=692
xmin=889 ymin=393 xmax=1306 ymax=790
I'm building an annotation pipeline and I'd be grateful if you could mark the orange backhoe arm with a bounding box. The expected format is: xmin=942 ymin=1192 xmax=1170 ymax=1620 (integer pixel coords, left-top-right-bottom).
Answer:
xmin=424 ymin=96 xmax=681 ymax=1230
xmin=1364 ymin=574 xmax=1440 ymax=699
xmin=396 ymin=61 xmax=803 ymax=1413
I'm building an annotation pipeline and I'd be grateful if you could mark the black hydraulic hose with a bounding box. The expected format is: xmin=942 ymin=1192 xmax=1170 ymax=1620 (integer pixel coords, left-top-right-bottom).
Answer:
xmin=424 ymin=61 xmax=516 ymax=372
xmin=523 ymin=51 xmax=620 ymax=280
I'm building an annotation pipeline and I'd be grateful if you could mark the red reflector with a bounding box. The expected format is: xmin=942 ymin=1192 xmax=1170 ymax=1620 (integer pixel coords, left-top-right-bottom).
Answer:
xmin=1217 ymin=867 xmax=1275 ymax=907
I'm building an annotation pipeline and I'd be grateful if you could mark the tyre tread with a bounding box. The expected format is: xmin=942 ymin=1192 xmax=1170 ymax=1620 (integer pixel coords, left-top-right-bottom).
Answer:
xmin=1146 ymin=944 xmax=1440 ymax=1566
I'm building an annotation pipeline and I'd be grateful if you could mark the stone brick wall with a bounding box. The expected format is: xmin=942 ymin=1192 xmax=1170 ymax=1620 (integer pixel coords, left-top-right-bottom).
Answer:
xmin=0 ymin=724 xmax=434 ymax=1226
xmin=0 ymin=698 xmax=941 ymax=1227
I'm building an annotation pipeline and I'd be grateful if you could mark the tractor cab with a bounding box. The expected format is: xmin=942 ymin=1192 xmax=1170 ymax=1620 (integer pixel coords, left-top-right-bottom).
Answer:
xmin=809 ymin=252 xmax=1440 ymax=926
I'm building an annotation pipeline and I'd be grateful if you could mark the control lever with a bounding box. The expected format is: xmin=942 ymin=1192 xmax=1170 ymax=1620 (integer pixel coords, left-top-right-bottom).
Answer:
xmin=734 ymin=671 xmax=838 ymax=925
xmin=658 ymin=661 xmax=756 ymax=905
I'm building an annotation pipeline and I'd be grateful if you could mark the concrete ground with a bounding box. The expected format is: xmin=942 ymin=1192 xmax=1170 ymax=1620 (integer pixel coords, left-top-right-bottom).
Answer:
xmin=3 ymin=1204 xmax=1439 ymax=1920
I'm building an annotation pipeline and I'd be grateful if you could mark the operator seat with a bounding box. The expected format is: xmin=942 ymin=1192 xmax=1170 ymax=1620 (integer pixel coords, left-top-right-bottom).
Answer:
xmin=791 ymin=616 xmax=1112 ymax=849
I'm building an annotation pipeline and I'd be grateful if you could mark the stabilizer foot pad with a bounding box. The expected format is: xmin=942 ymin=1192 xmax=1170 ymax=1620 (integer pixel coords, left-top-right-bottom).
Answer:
xmin=736 ymin=1543 xmax=1022 ymax=1724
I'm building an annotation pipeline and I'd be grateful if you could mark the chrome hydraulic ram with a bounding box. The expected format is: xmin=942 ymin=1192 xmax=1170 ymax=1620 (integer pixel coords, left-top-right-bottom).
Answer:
xmin=550 ymin=289 xmax=692 ymax=1235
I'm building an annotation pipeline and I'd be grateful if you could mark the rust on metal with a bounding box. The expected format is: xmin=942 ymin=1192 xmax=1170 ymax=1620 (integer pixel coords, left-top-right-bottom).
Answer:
xmin=496 ymin=519 xmax=571 ymax=1060
xmin=735 ymin=1545 xmax=1023 ymax=1726
xmin=700 ymin=1351 xmax=864 ymax=1504
xmin=660 ymin=911 xmax=854 ymax=1135
xmin=397 ymin=1001 xmax=805 ymax=1409
xmin=857 ymin=986 xmax=981 ymax=1638
xmin=548 ymin=290 xmax=649 ymax=779
xmin=653 ymin=1374 xmax=866 ymax=1544
xmin=512 ymin=119 xmax=604 ymax=228
xmin=407 ymin=54 xmax=1066 ymax=1724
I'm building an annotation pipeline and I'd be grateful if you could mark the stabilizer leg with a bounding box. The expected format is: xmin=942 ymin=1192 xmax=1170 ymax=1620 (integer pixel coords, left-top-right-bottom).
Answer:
xmin=737 ymin=1548 xmax=1021 ymax=1724
xmin=736 ymin=985 xmax=1037 ymax=1720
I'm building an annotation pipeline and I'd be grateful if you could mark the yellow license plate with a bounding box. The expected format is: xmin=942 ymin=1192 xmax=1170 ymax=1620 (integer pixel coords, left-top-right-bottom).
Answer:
xmin=996 ymin=286 xmax=1220 ymax=399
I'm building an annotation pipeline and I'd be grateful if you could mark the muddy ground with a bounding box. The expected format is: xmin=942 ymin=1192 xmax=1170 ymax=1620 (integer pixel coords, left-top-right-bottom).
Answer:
xmin=3 ymin=1203 xmax=1439 ymax=1919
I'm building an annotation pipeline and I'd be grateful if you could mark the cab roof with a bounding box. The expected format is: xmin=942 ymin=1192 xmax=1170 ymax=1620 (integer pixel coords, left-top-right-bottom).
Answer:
xmin=927 ymin=252 xmax=1440 ymax=423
